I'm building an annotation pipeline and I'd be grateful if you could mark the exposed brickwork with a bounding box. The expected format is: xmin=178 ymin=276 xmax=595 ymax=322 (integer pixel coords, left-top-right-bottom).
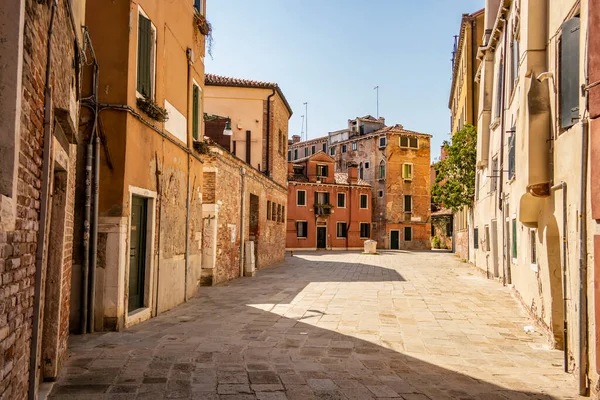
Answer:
xmin=203 ymin=146 xmax=287 ymax=285
xmin=0 ymin=1 xmax=80 ymax=398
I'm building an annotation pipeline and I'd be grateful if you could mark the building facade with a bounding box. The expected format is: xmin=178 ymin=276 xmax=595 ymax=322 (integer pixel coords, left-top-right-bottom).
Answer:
xmin=470 ymin=0 xmax=599 ymax=395
xmin=329 ymin=117 xmax=432 ymax=250
xmin=288 ymin=135 xmax=329 ymax=162
xmin=448 ymin=8 xmax=485 ymax=260
xmin=286 ymin=153 xmax=372 ymax=250
xmin=204 ymin=74 xmax=292 ymax=187
xmin=0 ymin=0 xmax=86 ymax=397
xmin=78 ymin=0 xmax=208 ymax=332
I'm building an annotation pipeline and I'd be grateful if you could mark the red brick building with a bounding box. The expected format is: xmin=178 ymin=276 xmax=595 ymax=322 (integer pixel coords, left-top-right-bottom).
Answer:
xmin=0 ymin=0 xmax=85 ymax=397
xmin=286 ymin=152 xmax=372 ymax=250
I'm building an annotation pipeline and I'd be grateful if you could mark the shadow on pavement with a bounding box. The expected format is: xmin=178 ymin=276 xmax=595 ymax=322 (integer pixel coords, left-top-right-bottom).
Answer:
xmin=49 ymin=253 xmax=569 ymax=399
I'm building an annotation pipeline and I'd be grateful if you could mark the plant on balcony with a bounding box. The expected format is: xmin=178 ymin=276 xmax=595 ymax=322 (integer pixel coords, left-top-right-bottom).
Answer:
xmin=194 ymin=12 xmax=214 ymax=58
xmin=314 ymin=203 xmax=334 ymax=216
xmin=193 ymin=140 xmax=211 ymax=155
xmin=136 ymin=96 xmax=169 ymax=122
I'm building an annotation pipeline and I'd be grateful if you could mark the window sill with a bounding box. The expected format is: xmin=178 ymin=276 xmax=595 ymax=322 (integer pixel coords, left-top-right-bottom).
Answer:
xmin=297 ymin=237 xmax=307 ymax=240
xmin=336 ymin=237 xmax=347 ymax=240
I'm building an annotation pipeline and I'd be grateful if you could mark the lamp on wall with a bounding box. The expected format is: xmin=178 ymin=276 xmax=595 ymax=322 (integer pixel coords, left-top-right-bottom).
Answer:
xmin=223 ymin=119 xmax=232 ymax=136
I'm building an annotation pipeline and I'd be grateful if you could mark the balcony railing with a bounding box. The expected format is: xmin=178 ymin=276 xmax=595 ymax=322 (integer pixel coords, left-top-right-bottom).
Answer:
xmin=314 ymin=203 xmax=333 ymax=216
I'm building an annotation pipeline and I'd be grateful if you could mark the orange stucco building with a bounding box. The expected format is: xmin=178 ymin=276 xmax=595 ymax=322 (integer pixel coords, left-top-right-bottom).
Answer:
xmin=286 ymin=152 xmax=372 ymax=250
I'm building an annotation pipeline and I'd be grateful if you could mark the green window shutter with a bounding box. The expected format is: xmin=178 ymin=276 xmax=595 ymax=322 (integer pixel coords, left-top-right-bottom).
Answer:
xmin=137 ymin=14 xmax=152 ymax=97
xmin=192 ymin=86 xmax=199 ymax=140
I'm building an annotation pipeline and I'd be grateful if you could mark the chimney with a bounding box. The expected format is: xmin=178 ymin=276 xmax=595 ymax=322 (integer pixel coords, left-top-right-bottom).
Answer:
xmin=292 ymin=135 xmax=301 ymax=143
xmin=347 ymin=164 xmax=358 ymax=185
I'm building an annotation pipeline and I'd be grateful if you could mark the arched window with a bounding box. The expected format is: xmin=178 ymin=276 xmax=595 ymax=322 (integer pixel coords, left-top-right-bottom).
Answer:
xmin=379 ymin=160 xmax=386 ymax=179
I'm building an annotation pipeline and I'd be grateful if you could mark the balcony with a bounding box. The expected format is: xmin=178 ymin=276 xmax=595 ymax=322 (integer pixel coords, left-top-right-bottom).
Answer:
xmin=314 ymin=203 xmax=333 ymax=217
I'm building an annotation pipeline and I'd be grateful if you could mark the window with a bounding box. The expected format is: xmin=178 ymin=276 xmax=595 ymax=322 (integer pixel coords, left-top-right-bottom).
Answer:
xmin=559 ymin=17 xmax=581 ymax=129
xmin=431 ymin=224 xmax=436 ymax=236
xmin=360 ymin=223 xmax=371 ymax=238
xmin=530 ymin=230 xmax=537 ymax=264
xmin=192 ymin=85 xmax=200 ymax=140
xmin=404 ymin=195 xmax=412 ymax=213
xmin=330 ymin=147 xmax=336 ymax=156
xmin=402 ymin=163 xmax=413 ymax=180
xmin=494 ymin=59 xmax=504 ymax=119
xmin=337 ymin=192 xmax=346 ymax=208
xmin=512 ymin=219 xmax=518 ymax=259
xmin=378 ymin=190 xmax=383 ymax=198
xmin=474 ymin=227 xmax=479 ymax=249
xmin=272 ymin=203 xmax=276 ymax=221
xmin=267 ymin=200 xmax=271 ymax=220
xmin=277 ymin=204 xmax=282 ymax=222
xmin=510 ymin=34 xmax=520 ymax=91
xmin=288 ymin=151 xmax=291 ymax=162
xmin=400 ymin=136 xmax=408 ymax=147
xmin=352 ymin=142 xmax=358 ymax=151
xmin=364 ymin=162 xmax=369 ymax=169
xmin=484 ymin=225 xmax=491 ymax=251
xmin=297 ymin=190 xmax=306 ymax=206
xmin=304 ymin=148 xmax=309 ymax=157
xmin=137 ymin=12 xmax=156 ymax=98
xmin=316 ymin=164 xmax=328 ymax=178
xmin=404 ymin=227 xmax=412 ymax=241
xmin=378 ymin=160 xmax=386 ymax=179
xmin=294 ymin=149 xmax=298 ymax=160
xmin=379 ymin=137 xmax=387 ymax=147
xmin=359 ymin=162 xmax=364 ymax=179
xmin=342 ymin=144 xmax=347 ymax=153
xmin=508 ymin=131 xmax=515 ymax=180
xmin=281 ymin=206 xmax=285 ymax=222
xmin=315 ymin=191 xmax=330 ymax=205
xmin=311 ymin=145 xmax=316 ymax=154
xmin=296 ymin=221 xmax=308 ymax=238
xmin=193 ymin=0 xmax=204 ymax=14
xmin=322 ymin=143 xmax=327 ymax=153
xmin=409 ymin=138 xmax=418 ymax=149
xmin=337 ymin=222 xmax=347 ymax=238
xmin=360 ymin=194 xmax=368 ymax=209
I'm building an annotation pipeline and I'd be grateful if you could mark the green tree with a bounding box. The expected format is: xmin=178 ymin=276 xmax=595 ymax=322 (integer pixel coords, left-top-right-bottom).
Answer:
xmin=432 ymin=124 xmax=477 ymax=212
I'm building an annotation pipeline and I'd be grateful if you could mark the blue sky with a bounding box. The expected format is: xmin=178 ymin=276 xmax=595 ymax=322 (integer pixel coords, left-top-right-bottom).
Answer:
xmin=205 ymin=0 xmax=484 ymax=162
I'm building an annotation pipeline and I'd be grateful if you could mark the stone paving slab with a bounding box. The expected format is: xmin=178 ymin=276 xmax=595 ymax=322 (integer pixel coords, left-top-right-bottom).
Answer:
xmin=50 ymin=251 xmax=581 ymax=399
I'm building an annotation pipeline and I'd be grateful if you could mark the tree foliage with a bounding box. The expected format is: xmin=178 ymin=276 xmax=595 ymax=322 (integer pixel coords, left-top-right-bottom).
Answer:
xmin=432 ymin=124 xmax=477 ymax=212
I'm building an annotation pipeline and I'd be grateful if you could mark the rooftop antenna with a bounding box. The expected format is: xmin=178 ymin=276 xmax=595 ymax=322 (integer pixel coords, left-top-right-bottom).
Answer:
xmin=373 ymin=86 xmax=379 ymax=118
xmin=300 ymin=115 xmax=305 ymax=139
xmin=303 ymin=102 xmax=308 ymax=141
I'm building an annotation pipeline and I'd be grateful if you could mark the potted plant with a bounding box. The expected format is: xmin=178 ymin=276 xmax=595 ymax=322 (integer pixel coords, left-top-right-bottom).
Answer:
xmin=136 ymin=96 xmax=169 ymax=122
xmin=431 ymin=236 xmax=441 ymax=249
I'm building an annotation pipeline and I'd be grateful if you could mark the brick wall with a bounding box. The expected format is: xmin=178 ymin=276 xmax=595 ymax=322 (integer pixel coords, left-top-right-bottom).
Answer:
xmin=203 ymin=146 xmax=287 ymax=284
xmin=269 ymin=94 xmax=291 ymax=187
xmin=0 ymin=1 xmax=80 ymax=398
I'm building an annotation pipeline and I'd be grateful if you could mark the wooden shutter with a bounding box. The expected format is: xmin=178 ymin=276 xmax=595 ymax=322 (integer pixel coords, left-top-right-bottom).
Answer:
xmin=267 ymin=201 xmax=271 ymax=220
xmin=560 ymin=17 xmax=580 ymax=129
xmin=192 ymin=86 xmax=199 ymax=140
xmin=137 ymin=14 xmax=152 ymax=97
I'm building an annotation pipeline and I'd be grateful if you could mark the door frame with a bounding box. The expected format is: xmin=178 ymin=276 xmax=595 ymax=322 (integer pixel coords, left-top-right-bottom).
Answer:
xmin=125 ymin=186 xmax=157 ymax=327
xmin=390 ymin=230 xmax=400 ymax=250
xmin=316 ymin=225 xmax=327 ymax=249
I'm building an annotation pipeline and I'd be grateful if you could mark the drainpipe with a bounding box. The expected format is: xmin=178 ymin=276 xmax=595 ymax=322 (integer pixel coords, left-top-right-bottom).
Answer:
xmin=498 ymin=19 xmax=508 ymax=210
xmin=154 ymin=152 xmax=162 ymax=316
xmin=265 ymin=89 xmax=276 ymax=176
xmin=551 ymin=181 xmax=568 ymax=373
xmin=578 ymin=117 xmax=589 ymax=395
xmin=239 ymin=167 xmax=247 ymax=277
xmin=184 ymin=49 xmax=192 ymax=302
xmin=29 ymin=2 xmax=57 ymax=398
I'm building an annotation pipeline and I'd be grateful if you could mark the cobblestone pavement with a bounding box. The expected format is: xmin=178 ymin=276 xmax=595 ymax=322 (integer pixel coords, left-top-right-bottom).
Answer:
xmin=50 ymin=251 xmax=581 ymax=399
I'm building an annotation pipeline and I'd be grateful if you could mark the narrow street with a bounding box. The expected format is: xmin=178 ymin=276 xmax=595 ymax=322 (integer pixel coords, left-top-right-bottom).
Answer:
xmin=49 ymin=251 xmax=578 ymax=399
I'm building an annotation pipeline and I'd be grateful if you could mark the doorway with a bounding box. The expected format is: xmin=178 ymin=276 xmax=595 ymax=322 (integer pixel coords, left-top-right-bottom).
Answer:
xmin=317 ymin=227 xmax=327 ymax=249
xmin=390 ymin=230 xmax=400 ymax=250
xmin=129 ymin=196 xmax=147 ymax=312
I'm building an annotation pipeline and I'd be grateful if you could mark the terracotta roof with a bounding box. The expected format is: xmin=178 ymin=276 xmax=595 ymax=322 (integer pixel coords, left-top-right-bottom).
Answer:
xmin=205 ymin=73 xmax=293 ymax=116
xmin=334 ymin=172 xmax=370 ymax=186
xmin=431 ymin=208 xmax=454 ymax=217
xmin=290 ymin=150 xmax=334 ymax=163
xmin=288 ymin=135 xmax=329 ymax=148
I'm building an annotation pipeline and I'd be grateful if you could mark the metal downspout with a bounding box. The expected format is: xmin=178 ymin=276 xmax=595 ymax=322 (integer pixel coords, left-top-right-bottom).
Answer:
xmin=89 ymin=133 xmax=99 ymax=332
xmin=551 ymin=182 xmax=568 ymax=373
xmin=239 ymin=168 xmax=247 ymax=277
xmin=579 ymin=118 xmax=589 ymax=395
xmin=184 ymin=50 xmax=192 ymax=302
xmin=29 ymin=1 xmax=57 ymax=398
xmin=498 ymin=19 xmax=510 ymax=284
xmin=265 ymin=90 xmax=276 ymax=176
